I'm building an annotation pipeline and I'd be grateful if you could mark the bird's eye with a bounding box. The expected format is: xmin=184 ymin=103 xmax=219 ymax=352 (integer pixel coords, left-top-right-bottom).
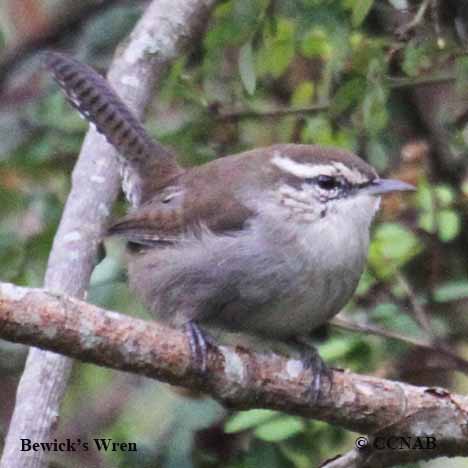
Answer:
xmin=316 ymin=175 xmax=340 ymax=191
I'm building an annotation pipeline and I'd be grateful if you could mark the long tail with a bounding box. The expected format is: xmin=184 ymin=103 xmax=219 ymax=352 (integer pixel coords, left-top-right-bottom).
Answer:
xmin=44 ymin=51 xmax=182 ymax=206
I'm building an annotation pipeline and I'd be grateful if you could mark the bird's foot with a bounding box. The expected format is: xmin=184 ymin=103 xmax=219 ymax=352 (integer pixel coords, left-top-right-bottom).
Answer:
xmin=184 ymin=321 xmax=213 ymax=376
xmin=293 ymin=338 xmax=333 ymax=405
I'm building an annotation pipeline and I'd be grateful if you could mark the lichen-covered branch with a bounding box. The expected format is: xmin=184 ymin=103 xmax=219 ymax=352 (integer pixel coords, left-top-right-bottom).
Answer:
xmin=1 ymin=281 xmax=468 ymax=466
xmin=0 ymin=1 xmax=216 ymax=467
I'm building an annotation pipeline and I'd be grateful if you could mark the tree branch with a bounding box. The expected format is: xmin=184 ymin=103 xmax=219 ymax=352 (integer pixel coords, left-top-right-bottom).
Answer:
xmin=0 ymin=1 xmax=216 ymax=467
xmin=1 ymin=281 xmax=468 ymax=466
xmin=210 ymin=72 xmax=457 ymax=124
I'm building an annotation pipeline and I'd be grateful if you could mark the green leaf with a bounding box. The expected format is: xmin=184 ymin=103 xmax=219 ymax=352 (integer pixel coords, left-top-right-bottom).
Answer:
xmin=434 ymin=281 xmax=468 ymax=302
xmin=291 ymin=81 xmax=315 ymax=106
xmin=434 ymin=185 xmax=455 ymax=206
xmin=362 ymin=85 xmax=388 ymax=135
xmin=301 ymin=116 xmax=333 ymax=145
xmin=369 ymin=223 xmax=421 ymax=278
xmin=402 ymin=42 xmax=432 ymax=77
xmin=331 ymin=77 xmax=367 ymax=115
xmin=417 ymin=182 xmax=459 ymax=240
xmin=239 ymin=41 xmax=257 ymax=95
xmin=225 ymin=409 xmax=278 ymax=433
xmin=372 ymin=302 xmax=421 ymax=337
xmin=204 ymin=0 xmax=267 ymax=48
xmin=419 ymin=212 xmax=435 ymax=233
xmin=244 ymin=443 xmax=281 ymax=468
xmin=367 ymin=139 xmax=389 ymax=171
xmin=256 ymin=18 xmax=295 ymax=78
xmin=301 ymin=119 xmax=329 ymax=143
xmin=437 ymin=209 xmax=460 ymax=242
xmin=279 ymin=444 xmax=312 ymax=468
xmin=319 ymin=335 xmax=358 ymax=361
xmin=355 ymin=269 xmax=376 ymax=296
xmin=254 ymin=416 xmax=304 ymax=442
xmin=352 ymin=0 xmax=374 ymax=27
xmin=416 ymin=180 xmax=432 ymax=211
xmin=301 ymin=28 xmax=332 ymax=58
xmin=301 ymin=115 xmax=355 ymax=149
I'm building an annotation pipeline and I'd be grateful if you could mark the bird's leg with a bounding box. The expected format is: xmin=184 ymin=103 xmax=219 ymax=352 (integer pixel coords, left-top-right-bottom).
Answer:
xmin=184 ymin=321 xmax=210 ymax=375
xmin=292 ymin=336 xmax=333 ymax=405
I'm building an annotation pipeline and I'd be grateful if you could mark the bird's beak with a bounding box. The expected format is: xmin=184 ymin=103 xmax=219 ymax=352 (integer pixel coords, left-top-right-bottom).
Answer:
xmin=365 ymin=178 xmax=416 ymax=195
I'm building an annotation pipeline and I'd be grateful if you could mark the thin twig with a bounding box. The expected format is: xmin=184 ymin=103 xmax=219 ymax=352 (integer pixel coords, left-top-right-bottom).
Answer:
xmin=396 ymin=0 xmax=432 ymax=38
xmin=386 ymin=74 xmax=455 ymax=89
xmin=331 ymin=316 xmax=468 ymax=375
xmin=215 ymin=102 xmax=330 ymax=122
xmin=395 ymin=272 xmax=434 ymax=337
xmin=330 ymin=316 xmax=430 ymax=349
xmin=213 ymin=72 xmax=457 ymax=123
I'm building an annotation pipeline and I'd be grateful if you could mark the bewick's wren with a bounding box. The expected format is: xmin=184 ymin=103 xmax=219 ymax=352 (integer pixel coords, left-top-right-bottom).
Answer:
xmin=45 ymin=53 xmax=414 ymax=394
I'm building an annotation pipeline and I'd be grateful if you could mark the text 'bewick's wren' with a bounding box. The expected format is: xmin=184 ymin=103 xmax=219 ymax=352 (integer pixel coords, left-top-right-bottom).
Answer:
xmin=45 ymin=52 xmax=414 ymax=394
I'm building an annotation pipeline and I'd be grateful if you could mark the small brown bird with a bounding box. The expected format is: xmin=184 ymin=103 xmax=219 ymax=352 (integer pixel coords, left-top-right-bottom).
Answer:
xmin=45 ymin=52 xmax=414 ymax=399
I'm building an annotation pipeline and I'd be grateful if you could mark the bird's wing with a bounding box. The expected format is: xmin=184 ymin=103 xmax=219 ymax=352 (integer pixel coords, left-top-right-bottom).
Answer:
xmin=107 ymin=168 xmax=255 ymax=246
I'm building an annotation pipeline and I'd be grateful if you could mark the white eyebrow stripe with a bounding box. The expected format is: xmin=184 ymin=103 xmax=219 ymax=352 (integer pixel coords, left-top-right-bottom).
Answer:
xmin=271 ymin=153 xmax=370 ymax=184
xmin=271 ymin=154 xmax=337 ymax=178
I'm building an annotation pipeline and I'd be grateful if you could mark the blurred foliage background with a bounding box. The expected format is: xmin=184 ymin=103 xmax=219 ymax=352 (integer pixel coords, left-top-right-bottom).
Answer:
xmin=1 ymin=0 xmax=468 ymax=467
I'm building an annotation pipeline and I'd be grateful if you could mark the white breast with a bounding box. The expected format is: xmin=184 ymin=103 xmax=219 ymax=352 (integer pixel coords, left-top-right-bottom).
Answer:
xmin=242 ymin=193 xmax=379 ymax=337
